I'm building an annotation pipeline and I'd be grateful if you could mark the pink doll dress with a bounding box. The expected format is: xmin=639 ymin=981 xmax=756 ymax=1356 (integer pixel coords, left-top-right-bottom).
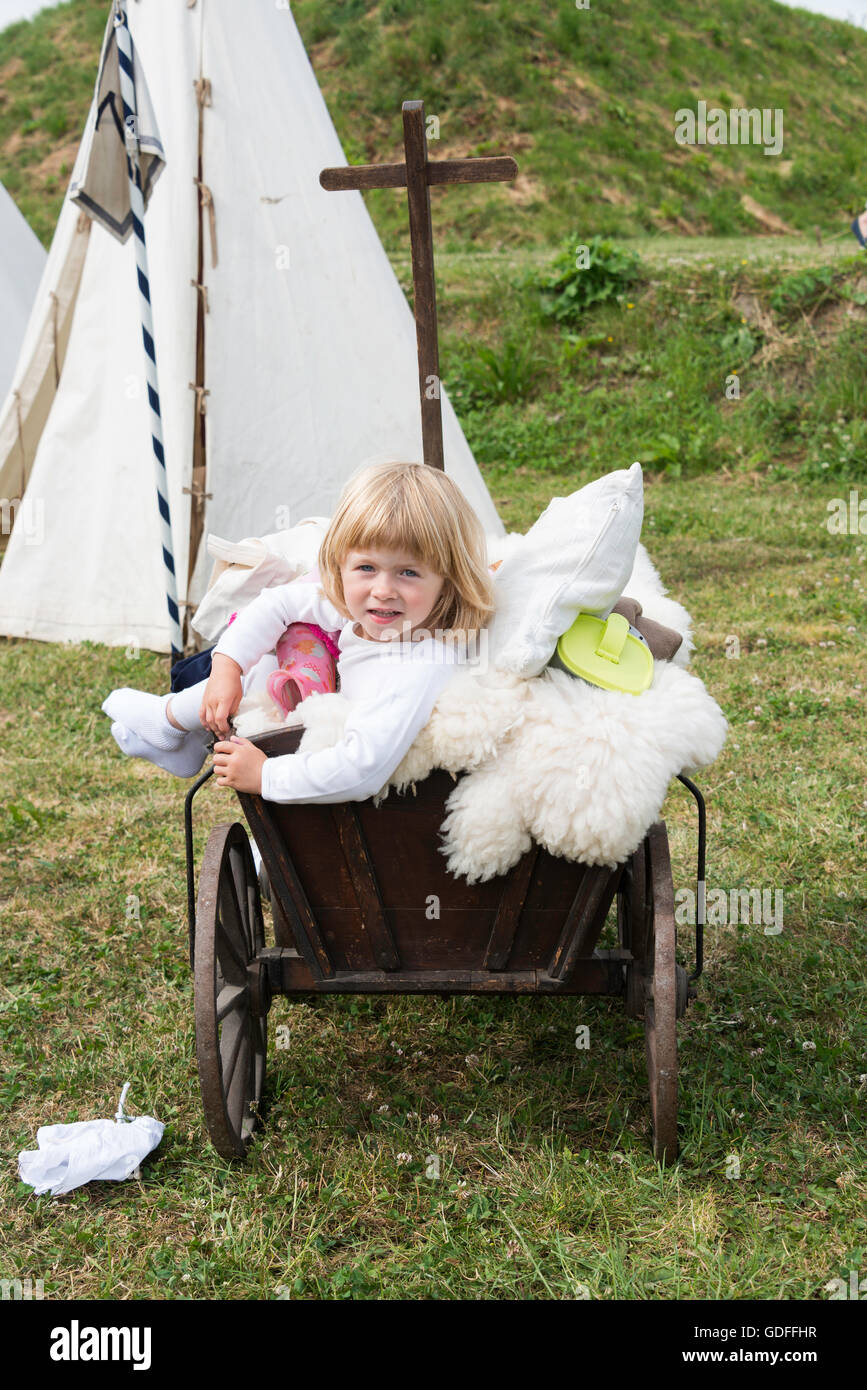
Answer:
xmin=266 ymin=622 xmax=341 ymax=714
xmin=223 ymin=609 xmax=341 ymax=716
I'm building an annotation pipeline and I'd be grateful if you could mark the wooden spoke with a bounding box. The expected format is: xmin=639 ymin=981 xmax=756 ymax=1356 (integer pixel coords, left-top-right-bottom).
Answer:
xmin=195 ymin=823 xmax=268 ymax=1160
xmin=215 ymin=906 xmax=248 ymax=980
xmin=215 ymin=981 xmax=247 ymax=1024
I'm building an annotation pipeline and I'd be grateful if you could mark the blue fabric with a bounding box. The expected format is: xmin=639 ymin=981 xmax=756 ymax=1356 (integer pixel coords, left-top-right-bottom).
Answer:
xmin=170 ymin=646 xmax=214 ymax=693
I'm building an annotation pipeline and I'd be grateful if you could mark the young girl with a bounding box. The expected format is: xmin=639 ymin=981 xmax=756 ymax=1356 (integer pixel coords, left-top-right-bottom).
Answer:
xmin=101 ymin=460 xmax=496 ymax=804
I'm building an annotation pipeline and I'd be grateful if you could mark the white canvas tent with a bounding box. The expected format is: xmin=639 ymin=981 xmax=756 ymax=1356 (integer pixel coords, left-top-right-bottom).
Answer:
xmin=0 ymin=181 xmax=47 ymax=401
xmin=0 ymin=0 xmax=504 ymax=656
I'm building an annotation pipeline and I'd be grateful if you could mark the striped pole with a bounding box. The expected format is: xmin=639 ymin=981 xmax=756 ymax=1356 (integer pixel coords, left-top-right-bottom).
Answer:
xmin=113 ymin=1 xmax=183 ymax=660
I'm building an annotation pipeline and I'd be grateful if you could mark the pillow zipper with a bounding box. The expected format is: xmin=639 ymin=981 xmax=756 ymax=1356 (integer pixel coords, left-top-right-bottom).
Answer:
xmin=537 ymin=496 xmax=623 ymax=632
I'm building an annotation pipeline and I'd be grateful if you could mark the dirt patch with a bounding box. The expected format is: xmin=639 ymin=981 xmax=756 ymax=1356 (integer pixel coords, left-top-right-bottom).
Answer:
xmin=810 ymin=296 xmax=867 ymax=343
xmin=306 ymin=36 xmax=343 ymax=73
xmin=600 ymin=184 xmax=634 ymax=207
xmin=493 ymin=95 xmax=518 ymax=119
xmin=33 ymin=139 xmax=77 ymax=181
xmin=3 ymin=128 xmax=25 ymax=158
xmin=732 ymin=291 xmax=763 ymax=325
xmin=549 ymin=71 xmax=597 ymax=123
xmin=741 ymin=195 xmax=795 ymax=235
xmin=505 ymin=171 xmax=540 ymax=205
xmin=665 ymin=213 xmax=712 ymax=236
xmin=819 ymin=104 xmax=846 ymax=129
xmin=0 ymin=55 xmax=24 ymax=85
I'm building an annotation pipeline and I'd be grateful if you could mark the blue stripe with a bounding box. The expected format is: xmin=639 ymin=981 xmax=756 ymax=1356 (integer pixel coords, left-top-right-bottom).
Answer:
xmin=158 ymin=492 xmax=171 ymax=526
xmin=132 ymin=212 xmax=145 ymax=243
xmin=163 ymin=547 xmax=176 ymax=578
xmin=118 ymin=49 xmax=134 ymax=82
xmin=168 ymin=598 xmax=180 ymax=625
xmin=153 ymin=436 xmax=165 ymax=466
xmin=143 ymin=327 xmax=155 ymax=362
xmin=137 ymin=267 xmax=150 ymax=303
xmin=147 ymin=384 xmax=160 ymax=415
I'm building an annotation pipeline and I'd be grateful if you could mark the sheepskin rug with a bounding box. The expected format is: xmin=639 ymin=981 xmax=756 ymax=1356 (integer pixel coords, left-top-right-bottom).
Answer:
xmin=231 ymin=542 xmax=728 ymax=883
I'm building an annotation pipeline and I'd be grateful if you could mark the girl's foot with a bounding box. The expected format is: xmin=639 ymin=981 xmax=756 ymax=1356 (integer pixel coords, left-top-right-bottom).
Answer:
xmin=102 ymin=688 xmax=193 ymax=747
xmin=108 ymin=722 xmax=209 ymax=778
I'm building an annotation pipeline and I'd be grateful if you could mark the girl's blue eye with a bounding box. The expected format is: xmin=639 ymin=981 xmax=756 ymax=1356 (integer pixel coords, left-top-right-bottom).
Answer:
xmin=357 ymin=564 xmax=419 ymax=577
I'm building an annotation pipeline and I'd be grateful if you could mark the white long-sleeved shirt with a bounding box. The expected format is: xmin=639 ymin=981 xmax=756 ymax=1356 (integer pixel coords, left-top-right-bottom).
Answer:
xmin=211 ymin=580 xmax=466 ymax=805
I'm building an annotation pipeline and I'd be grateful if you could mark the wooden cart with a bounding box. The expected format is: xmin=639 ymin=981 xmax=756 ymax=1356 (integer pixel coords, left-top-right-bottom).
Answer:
xmin=184 ymin=739 xmax=706 ymax=1165
xmin=181 ymin=101 xmax=707 ymax=1166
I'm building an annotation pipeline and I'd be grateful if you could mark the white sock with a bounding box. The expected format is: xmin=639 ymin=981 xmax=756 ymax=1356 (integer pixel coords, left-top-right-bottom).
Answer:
xmin=101 ymin=688 xmax=189 ymax=749
xmin=109 ymin=722 xmax=209 ymax=778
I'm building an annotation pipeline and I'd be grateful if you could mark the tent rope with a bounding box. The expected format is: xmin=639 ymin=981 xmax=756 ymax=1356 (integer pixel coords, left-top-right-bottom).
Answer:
xmin=13 ymin=391 xmax=26 ymax=501
xmin=49 ymin=291 xmax=60 ymax=387
xmin=182 ymin=483 xmax=213 ymax=502
xmin=190 ymin=279 xmax=209 ymax=313
xmin=193 ymin=178 xmax=218 ymax=267
xmin=188 ymin=383 xmax=210 ymax=415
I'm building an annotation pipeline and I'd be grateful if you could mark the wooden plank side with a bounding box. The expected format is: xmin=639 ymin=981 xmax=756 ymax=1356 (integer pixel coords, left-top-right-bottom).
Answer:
xmin=547 ymin=863 xmax=623 ymax=981
xmin=483 ymin=845 xmax=539 ymax=970
xmin=237 ymin=792 xmax=335 ymax=979
xmin=331 ymin=804 xmax=401 ymax=970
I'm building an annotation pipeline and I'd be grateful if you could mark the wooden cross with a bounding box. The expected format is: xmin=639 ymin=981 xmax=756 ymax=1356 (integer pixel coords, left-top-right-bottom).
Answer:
xmin=320 ymin=100 xmax=517 ymax=470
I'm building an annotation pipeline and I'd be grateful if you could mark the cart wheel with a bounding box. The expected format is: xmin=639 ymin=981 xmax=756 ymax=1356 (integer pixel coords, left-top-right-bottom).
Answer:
xmin=645 ymin=822 xmax=678 ymax=1164
xmin=195 ymin=822 xmax=268 ymax=1160
xmin=618 ymin=844 xmax=648 ymax=1018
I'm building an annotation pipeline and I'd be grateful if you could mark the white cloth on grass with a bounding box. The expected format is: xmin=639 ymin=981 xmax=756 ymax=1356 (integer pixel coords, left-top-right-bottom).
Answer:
xmin=18 ymin=1087 xmax=164 ymax=1196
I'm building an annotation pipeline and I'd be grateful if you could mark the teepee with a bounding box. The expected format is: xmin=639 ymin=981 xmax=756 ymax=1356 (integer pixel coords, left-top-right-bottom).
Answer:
xmin=0 ymin=0 xmax=504 ymax=656
xmin=0 ymin=181 xmax=47 ymax=401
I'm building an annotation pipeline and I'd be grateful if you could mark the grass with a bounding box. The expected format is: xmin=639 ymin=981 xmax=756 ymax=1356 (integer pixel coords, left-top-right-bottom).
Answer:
xmin=1 ymin=465 xmax=864 ymax=1300
xmin=4 ymin=0 xmax=867 ymax=250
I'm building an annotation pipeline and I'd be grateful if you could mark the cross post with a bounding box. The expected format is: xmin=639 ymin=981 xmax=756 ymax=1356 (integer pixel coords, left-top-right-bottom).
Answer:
xmin=320 ymin=100 xmax=517 ymax=470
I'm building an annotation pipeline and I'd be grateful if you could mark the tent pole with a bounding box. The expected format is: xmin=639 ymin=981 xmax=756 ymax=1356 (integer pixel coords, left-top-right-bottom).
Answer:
xmin=113 ymin=1 xmax=183 ymax=661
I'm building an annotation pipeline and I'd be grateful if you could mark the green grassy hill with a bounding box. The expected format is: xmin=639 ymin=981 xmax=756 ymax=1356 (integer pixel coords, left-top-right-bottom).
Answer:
xmin=2 ymin=0 xmax=867 ymax=249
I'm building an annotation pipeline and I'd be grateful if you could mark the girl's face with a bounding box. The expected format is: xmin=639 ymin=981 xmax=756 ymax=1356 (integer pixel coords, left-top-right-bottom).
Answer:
xmin=340 ymin=547 xmax=446 ymax=642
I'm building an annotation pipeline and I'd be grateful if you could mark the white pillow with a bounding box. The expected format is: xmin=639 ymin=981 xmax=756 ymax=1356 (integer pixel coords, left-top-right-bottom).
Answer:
xmin=486 ymin=462 xmax=644 ymax=677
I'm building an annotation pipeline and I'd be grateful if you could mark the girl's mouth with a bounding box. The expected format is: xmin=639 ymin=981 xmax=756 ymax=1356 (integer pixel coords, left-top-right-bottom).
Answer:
xmin=368 ymin=609 xmax=401 ymax=623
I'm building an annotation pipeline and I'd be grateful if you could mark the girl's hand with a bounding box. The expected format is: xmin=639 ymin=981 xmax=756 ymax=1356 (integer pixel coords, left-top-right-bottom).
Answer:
xmin=200 ymin=654 xmax=243 ymax=736
xmin=212 ymin=737 xmax=267 ymax=794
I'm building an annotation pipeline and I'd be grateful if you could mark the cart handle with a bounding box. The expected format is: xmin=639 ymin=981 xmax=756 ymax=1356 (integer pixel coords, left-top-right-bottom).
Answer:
xmin=184 ymin=761 xmax=215 ymax=970
xmin=675 ymin=772 xmax=706 ymax=984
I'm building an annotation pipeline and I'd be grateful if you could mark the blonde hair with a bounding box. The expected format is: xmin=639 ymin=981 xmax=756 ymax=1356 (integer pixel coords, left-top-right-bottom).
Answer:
xmin=317 ymin=460 xmax=496 ymax=640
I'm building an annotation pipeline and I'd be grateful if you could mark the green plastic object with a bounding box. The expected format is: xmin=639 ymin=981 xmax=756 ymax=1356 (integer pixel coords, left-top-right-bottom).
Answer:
xmin=549 ymin=611 xmax=654 ymax=695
